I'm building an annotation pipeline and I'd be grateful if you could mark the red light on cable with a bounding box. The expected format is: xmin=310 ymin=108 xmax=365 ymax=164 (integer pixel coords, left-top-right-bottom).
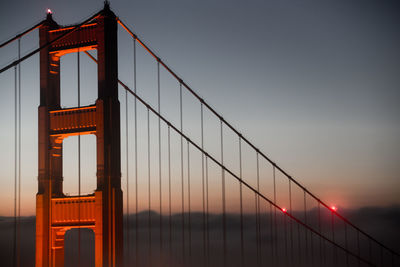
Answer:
xmin=331 ymin=206 xmax=337 ymax=212
xmin=282 ymin=208 xmax=287 ymax=213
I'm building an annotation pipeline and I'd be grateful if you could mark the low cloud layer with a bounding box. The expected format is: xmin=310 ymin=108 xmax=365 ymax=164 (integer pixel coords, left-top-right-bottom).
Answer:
xmin=1 ymin=206 xmax=399 ymax=267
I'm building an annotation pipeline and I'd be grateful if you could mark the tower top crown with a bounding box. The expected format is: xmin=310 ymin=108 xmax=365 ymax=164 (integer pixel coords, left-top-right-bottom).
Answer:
xmin=101 ymin=1 xmax=116 ymax=19
xmin=43 ymin=8 xmax=58 ymax=28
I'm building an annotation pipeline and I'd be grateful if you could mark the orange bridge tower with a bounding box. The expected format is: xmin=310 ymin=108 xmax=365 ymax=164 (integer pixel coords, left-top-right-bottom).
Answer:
xmin=36 ymin=4 xmax=123 ymax=267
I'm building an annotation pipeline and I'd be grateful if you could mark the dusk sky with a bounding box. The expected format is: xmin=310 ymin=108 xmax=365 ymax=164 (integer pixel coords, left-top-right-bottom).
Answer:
xmin=0 ymin=0 xmax=399 ymax=216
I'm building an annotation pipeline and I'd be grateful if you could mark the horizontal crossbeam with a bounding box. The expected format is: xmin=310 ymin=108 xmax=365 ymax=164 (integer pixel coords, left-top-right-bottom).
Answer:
xmin=49 ymin=105 xmax=96 ymax=136
xmin=51 ymin=195 xmax=95 ymax=227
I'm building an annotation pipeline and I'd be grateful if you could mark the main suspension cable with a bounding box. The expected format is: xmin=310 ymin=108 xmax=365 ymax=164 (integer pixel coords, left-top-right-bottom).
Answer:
xmin=1 ymin=11 xmax=102 ymax=74
xmin=0 ymin=20 xmax=44 ymax=48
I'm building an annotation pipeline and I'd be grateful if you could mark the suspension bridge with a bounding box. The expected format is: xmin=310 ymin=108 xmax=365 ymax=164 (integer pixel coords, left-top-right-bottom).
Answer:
xmin=0 ymin=3 xmax=399 ymax=267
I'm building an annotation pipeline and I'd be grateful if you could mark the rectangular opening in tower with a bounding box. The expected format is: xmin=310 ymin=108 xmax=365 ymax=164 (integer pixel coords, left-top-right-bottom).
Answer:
xmin=64 ymin=228 xmax=95 ymax=267
xmin=62 ymin=134 xmax=96 ymax=196
xmin=60 ymin=51 xmax=98 ymax=109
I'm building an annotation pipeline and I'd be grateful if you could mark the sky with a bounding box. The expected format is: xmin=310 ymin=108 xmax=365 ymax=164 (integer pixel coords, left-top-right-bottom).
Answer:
xmin=0 ymin=0 xmax=399 ymax=216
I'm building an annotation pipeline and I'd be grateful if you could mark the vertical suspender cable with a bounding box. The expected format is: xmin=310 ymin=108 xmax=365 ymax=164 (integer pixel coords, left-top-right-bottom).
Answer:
xmin=283 ymin=204 xmax=288 ymax=266
xmin=168 ymin=125 xmax=172 ymax=266
xmin=392 ymin=252 xmax=395 ymax=267
xmin=273 ymin=166 xmax=278 ymax=266
xmin=220 ymin=120 xmax=226 ymax=267
xmin=205 ymin=156 xmax=210 ymax=267
xmin=77 ymin=49 xmax=81 ymax=267
xmin=157 ymin=60 xmax=163 ymax=259
xmin=289 ymin=180 xmax=293 ymax=264
xmin=239 ymin=137 xmax=244 ymax=267
xmin=147 ymin=108 xmax=152 ymax=267
xmin=201 ymin=103 xmax=206 ymax=266
xmin=345 ymin=222 xmax=349 ymax=267
xmin=256 ymin=152 xmax=261 ymax=266
xmin=332 ymin=209 xmax=336 ymax=265
xmin=357 ymin=231 xmax=360 ymax=267
xmin=179 ymin=82 xmax=185 ymax=265
xmin=254 ymin=193 xmax=259 ymax=266
xmin=310 ymin=217 xmax=314 ymax=267
xmin=125 ymin=48 xmax=130 ymax=265
xmin=296 ymin=191 xmax=301 ymax=266
xmin=269 ymin=202 xmax=273 ymax=262
xmin=319 ymin=203 xmax=325 ymax=266
xmin=133 ymin=38 xmax=139 ymax=267
xmin=304 ymin=190 xmax=308 ymax=264
xmin=187 ymin=140 xmax=192 ymax=263
xmin=310 ymin=225 xmax=314 ymax=267
xmin=13 ymin=65 xmax=17 ymax=267
xmin=369 ymin=238 xmax=372 ymax=265
xmin=17 ymin=37 xmax=21 ymax=267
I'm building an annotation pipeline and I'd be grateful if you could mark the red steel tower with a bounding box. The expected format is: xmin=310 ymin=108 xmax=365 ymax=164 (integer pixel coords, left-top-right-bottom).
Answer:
xmin=36 ymin=4 xmax=123 ymax=266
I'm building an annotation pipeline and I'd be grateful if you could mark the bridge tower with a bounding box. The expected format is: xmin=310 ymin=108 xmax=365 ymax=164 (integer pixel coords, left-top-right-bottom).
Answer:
xmin=36 ymin=4 xmax=122 ymax=267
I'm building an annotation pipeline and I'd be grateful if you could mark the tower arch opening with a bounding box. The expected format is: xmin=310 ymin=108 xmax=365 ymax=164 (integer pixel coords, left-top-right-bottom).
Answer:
xmin=64 ymin=228 xmax=95 ymax=267
xmin=62 ymin=134 xmax=97 ymax=196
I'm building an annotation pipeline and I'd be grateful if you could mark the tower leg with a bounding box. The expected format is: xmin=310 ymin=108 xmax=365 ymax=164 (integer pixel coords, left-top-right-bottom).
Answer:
xmin=51 ymin=229 xmax=66 ymax=267
xmin=36 ymin=194 xmax=48 ymax=267
xmin=95 ymin=191 xmax=104 ymax=267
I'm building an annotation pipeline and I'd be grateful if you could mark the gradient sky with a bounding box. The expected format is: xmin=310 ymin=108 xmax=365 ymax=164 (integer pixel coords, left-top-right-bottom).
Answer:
xmin=0 ymin=0 xmax=399 ymax=216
